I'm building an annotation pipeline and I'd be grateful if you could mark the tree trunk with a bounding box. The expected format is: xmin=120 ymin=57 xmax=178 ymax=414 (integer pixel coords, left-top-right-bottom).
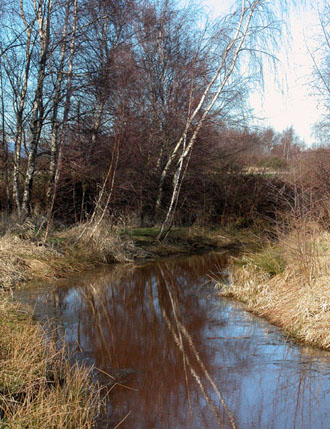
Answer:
xmin=44 ymin=0 xmax=77 ymax=242
xmin=22 ymin=0 xmax=53 ymax=217
xmin=11 ymin=0 xmax=33 ymax=216
xmin=158 ymin=0 xmax=260 ymax=239
xmin=0 ymin=64 xmax=10 ymax=211
xmin=46 ymin=0 xmax=71 ymax=204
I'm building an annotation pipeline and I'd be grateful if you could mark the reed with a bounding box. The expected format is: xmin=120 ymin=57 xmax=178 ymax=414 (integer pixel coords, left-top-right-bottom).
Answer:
xmin=0 ymin=296 xmax=102 ymax=428
xmin=60 ymin=220 xmax=139 ymax=264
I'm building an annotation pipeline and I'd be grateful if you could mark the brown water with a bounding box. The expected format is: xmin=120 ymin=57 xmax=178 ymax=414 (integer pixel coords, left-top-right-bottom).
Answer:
xmin=17 ymin=252 xmax=330 ymax=428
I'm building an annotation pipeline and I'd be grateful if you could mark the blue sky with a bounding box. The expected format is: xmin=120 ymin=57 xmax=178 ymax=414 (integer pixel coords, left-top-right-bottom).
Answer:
xmin=201 ymin=0 xmax=325 ymax=146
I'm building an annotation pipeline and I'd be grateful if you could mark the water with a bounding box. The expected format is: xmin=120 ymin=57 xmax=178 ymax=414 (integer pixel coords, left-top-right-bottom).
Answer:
xmin=17 ymin=252 xmax=330 ymax=428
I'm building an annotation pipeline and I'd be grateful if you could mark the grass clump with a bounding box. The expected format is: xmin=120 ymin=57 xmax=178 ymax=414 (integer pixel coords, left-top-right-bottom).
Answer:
xmin=0 ymin=295 xmax=102 ymax=428
xmin=257 ymin=157 xmax=288 ymax=170
xmin=241 ymin=246 xmax=286 ymax=277
xmin=60 ymin=221 xmax=142 ymax=264
xmin=218 ymin=227 xmax=330 ymax=350
xmin=0 ymin=234 xmax=62 ymax=289
xmin=0 ymin=218 xmax=143 ymax=290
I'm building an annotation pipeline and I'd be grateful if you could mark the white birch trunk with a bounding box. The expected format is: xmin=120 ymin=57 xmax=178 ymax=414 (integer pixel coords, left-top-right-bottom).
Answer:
xmin=12 ymin=0 xmax=33 ymax=216
xmin=22 ymin=0 xmax=53 ymax=217
xmin=158 ymin=0 xmax=261 ymax=239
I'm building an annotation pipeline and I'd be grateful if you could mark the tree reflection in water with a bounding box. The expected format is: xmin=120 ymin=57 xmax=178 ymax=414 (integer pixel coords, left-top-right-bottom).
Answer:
xmin=20 ymin=253 xmax=330 ymax=429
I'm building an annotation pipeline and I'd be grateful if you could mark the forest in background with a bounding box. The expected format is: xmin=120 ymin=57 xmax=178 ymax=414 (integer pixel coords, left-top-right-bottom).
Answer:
xmin=0 ymin=0 xmax=329 ymax=234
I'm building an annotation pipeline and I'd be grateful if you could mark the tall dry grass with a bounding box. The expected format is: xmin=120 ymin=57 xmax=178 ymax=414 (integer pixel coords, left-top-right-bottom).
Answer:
xmin=60 ymin=220 xmax=141 ymax=264
xmin=0 ymin=234 xmax=63 ymax=289
xmin=0 ymin=296 xmax=102 ymax=428
xmin=0 ymin=216 xmax=142 ymax=290
xmin=219 ymin=223 xmax=330 ymax=349
xmin=0 ymin=218 xmax=136 ymax=426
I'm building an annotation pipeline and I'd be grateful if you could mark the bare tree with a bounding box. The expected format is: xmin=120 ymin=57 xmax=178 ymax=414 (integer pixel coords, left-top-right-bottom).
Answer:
xmin=74 ymin=0 xmax=136 ymax=226
xmin=0 ymin=57 xmax=11 ymax=210
xmin=0 ymin=0 xmax=295 ymax=228
xmin=44 ymin=0 xmax=78 ymax=241
xmin=134 ymin=0 xmax=212 ymax=220
xmin=46 ymin=0 xmax=72 ymax=204
xmin=5 ymin=0 xmax=36 ymax=216
xmin=157 ymin=0 xmax=284 ymax=239
xmin=21 ymin=0 xmax=54 ymax=217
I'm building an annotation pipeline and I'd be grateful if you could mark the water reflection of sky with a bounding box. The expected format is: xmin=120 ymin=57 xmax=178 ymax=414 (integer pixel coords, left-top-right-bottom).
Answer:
xmin=17 ymin=253 xmax=330 ymax=428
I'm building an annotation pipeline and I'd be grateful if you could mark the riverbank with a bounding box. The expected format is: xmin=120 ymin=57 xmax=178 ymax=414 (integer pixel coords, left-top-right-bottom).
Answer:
xmin=0 ymin=293 xmax=103 ymax=427
xmin=218 ymin=225 xmax=330 ymax=350
xmin=0 ymin=220 xmax=133 ymax=426
xmin=0 ymin=219 xmax=258 ymax=427
xmin=1 ymin=218 xmax=329 ymax=426
xmin=0 ymin=220 xmax=257 ymax=290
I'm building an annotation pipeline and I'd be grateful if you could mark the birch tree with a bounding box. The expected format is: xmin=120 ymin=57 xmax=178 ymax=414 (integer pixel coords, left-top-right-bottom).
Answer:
xmin=46 ymin=0 xmax=72 ymax=204
xmin=6 ymin=0 xmax=36 ymax=216
xmin=21 ymin=0 xmax=54 ymax=217
xmin=157 ymin=0 xmax=284 ymax=239
xmin=44 ymin=0 xmax=78 ymax=241
xmin=75 ymin=0 xmax=136 ymax=226
xmin=134 ymin=1 xmax=213 ymax=220
xmin=0 ymin=58 xmax=10 ymax=210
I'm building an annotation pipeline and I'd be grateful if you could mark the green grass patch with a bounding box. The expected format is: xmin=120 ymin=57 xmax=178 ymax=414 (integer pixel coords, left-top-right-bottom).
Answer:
xmin=124 ymin=226 xmax=160 ymax=237
xmin=258 ymin=157 xmax=288 ymax=170
xmin=245 ymin=247 xmax=287 ymax=277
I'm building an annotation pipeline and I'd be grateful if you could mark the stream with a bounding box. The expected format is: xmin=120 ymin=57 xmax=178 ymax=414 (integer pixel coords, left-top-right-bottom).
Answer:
xmin=16 ymin=252 xmax=330 ymax=428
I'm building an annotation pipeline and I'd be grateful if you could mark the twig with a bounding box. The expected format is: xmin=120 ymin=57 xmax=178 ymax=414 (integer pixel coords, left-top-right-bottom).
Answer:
xmin=113 ymin=410 xmax=132 ymax=429
xmin=94 ymin=367 xmax=138 ymax=392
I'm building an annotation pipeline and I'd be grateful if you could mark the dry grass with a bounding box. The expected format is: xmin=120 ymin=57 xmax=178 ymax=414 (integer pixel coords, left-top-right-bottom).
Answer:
xmin=0 ymin=218 xmax=143 ymax=290
xmin=0 ymin=295 xmax=102 ymax=428
xmin=219 ymin=227 xmax=330 ymax=350
xmin=60 ymin=221 xmax=143 ymax=264
xmin=0 ymin=216 xmax=262 ymax=290
xmin=0 ymin=219 xmax=117 ymax=426
xmin=0 ymin=234 xmax=62 ymax=289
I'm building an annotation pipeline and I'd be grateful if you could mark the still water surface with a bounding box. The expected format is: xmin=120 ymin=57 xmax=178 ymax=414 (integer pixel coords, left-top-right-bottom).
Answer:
xmin=17 ymin=252 xmax=330 ymax=428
